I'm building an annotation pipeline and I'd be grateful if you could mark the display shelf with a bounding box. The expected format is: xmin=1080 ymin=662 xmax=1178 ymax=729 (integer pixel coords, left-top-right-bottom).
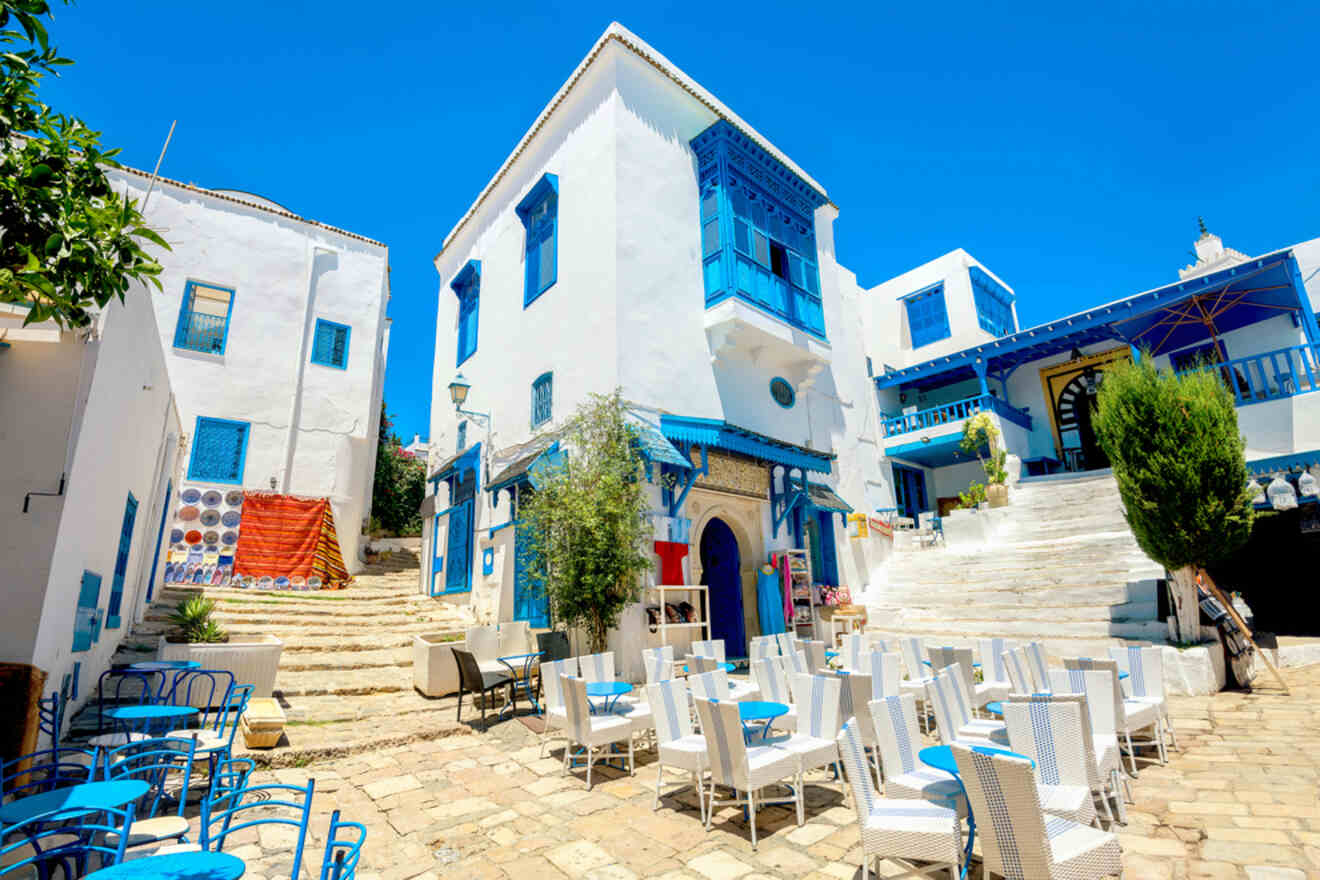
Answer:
xmin=781 ymin=549 xmax=817 ymax=637
xmin=646 ymin=584 xmax=711 ymax=649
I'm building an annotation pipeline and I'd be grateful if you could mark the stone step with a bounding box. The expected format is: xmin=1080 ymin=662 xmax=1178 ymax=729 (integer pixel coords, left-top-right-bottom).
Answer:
xmin=274 ymin=665 xmax=413 ymax=697
xmin=865 ymin=600 xmax=1157 ymax=624
xmin=280 ymin=648 xmax=412 ymax=671
xmin=862 ymin=615 xmax=1168 ymax=640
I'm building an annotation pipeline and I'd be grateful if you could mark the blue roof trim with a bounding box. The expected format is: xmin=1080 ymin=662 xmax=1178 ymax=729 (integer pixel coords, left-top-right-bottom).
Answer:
xmin=626 ymin=412 xmax=691 ymax=470
xmin=659 ymin=415 xmax=833 ymax=474
xmin=515 ymin=173 xmax=559 ymax=224
xmin=450 ymin=259 xmax=480 ymax=298
xmin=876 ymin=250 xmax=1303 ymax=391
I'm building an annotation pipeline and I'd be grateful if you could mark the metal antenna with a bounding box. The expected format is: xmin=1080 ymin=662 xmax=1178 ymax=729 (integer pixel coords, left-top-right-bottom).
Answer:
xmin=141 ymin=119 xmax=177 ymax=212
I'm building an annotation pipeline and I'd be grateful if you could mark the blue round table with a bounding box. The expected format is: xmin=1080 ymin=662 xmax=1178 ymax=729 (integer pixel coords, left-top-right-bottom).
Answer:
xmin=127 ymin=661 xmax=200 ymax=671
xmin=738 ymin=701 xmax=788 ymax=741
xmin=104 ymin=704 xmax=199 ymax=738
xmin=0 ymin=779 xmax=149 ymax=825
xmin=824 ymin=650 xmax=839 ymax=659
xmin=585 ymin=681 xmax=632 ymax=713
xmin=680 ymin=661 xmax=735 ymax=674
xmin=83 ymin=851 xmax=245 ymax=880
xmin=499 ymin=651 xmax=544 ymax=713
xmin=985 ymin=701 xmax=1003 ymax=716
xmin=920 ymin=745 xmax=1034 ymax=879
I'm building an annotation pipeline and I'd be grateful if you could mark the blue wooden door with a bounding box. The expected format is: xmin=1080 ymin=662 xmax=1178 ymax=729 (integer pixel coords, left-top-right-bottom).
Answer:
xmin=106 ymin=493 xmax=138 ymax=629
xmin=700 ymin=518 xmax=745 ymax=656
xmin=444 ymin=500 xmax=473 ymax=594
xmin=146 ymin=480 xmax=172 ymax=602
xmin=513 ymin=522 xmax=549 ymax=627
xmin=430 ymin=511 xmax=446 ymax=597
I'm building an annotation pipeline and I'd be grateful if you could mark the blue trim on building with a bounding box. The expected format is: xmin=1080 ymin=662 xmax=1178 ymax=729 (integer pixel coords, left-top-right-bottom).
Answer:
xmin=310 ymin=318 xmax=351 ymax=369
xmin=884 ymin=434 xmax=972 ymax=469
xmin=902 ymin=282 xmax=951 ymax=349
xmin=105 ymin=492 xmax=138 ymax=630
xmin=173 ymin=280 xmax=235 ymax=355
xmin=769 ymin=377 xmax=796 ymax=409
xmin=451 ymin=259 xmax=481 ymax=367
xmin=72 ymin=571 xmax=103 ymax=652
xmin=187 ymin=416 xmax=251 ymax=485
xmin=531 ymin=372 xmax=553 ymax=428
xmin=969 ymin=266 xmax=1016 ymax=337
xmin=517 ymin=174 xmax=559 ymax=307
xmin=659 ymin=415 xmax=834 ymax=473
xmin=145 ymin=479 xmax=172 ymax=603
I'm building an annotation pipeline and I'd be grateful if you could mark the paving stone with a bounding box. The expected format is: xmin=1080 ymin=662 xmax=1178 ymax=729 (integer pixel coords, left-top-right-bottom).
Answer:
xmin=686 ymin=851 xmax=755 ymax=880
xmin=546 ymin=841 xmax=616 ymax=877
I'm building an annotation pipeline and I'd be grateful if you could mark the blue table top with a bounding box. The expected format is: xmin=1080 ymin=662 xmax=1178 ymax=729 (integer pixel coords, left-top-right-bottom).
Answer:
xmin=739 ymin=701 xmax=789 ymax=722
xmin=83 ymin=851 xmax=245 ymax=880
xmin=585 ymin=681 xmax=632 ymax=698
xmin=0 ymin=779 xmax=150 ymax=825
xmin=985 ymin=701 xmax=1003 ymax=715
xmin=824 ymin=651 xmax=839 ymax=658
xmin=104 ymin=705 xmax=200 ymax=721
xmin=498 ymin=652 xmax=543 ymax=662
xmin=919 ymin=744 xmax=1034 ymax=776
xmin=128 ymin=660 xmax=200 ymax=671
xmin=681 ymin=662 xmax=735 ymax=674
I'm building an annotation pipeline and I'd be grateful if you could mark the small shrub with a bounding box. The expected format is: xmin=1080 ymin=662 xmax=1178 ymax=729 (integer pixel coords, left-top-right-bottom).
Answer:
xmin=168 ymin=596 xmax=228 ymax=643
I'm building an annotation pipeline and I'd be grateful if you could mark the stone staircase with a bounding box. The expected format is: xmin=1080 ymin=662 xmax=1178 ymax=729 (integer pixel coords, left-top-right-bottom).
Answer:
xmin=102 ymin=549 xmax=476 ymax=764
xmin=863 ymin=472 xmax=1168 ymax=657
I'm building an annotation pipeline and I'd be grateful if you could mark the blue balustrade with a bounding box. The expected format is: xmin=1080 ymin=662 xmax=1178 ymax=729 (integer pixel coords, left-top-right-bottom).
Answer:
xmin=881 ymin=394 xmax=1032 ymax=438
xmin=1175 ymin=343 xmax=1320 ymax=406
xmin=174 ymin=311 xmax=229 ymax=354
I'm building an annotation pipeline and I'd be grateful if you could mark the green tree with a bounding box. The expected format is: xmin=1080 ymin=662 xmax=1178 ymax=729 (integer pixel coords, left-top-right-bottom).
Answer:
xmin=369 ymin=400 xmax=426 ymax=536
xmin=1092 ymin=356 xmax=1255 ymax=642
xmin=2 ymin=0 xmax=166 ymax=327
xmin=519 ymin=390 xmax=653 ymax=652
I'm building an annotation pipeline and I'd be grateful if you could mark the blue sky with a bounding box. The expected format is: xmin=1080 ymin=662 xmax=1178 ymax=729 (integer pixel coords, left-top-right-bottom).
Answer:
xmin=42 ymin=1 xmax=1319 ymax=443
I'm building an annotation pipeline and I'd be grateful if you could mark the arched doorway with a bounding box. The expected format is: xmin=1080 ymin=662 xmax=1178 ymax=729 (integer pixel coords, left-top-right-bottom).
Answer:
xmin=700 ymin=517 xmax=745 ymax=656
xmin=1055 ymin=370 xmax=1109 ymax=471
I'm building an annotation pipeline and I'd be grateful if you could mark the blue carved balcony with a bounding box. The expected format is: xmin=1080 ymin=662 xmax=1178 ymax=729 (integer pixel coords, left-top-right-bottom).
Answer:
xmin=882 ymin=394 xmax=1032 ymax=439
xmin=1174 ymin=343 xmax=1320 ymax=406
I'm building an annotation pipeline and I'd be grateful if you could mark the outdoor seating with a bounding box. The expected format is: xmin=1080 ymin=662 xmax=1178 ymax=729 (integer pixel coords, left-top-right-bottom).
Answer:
xmin=775 ymin=632 xmax=802 ymax=656
xmin=536 ymin=630 xmax=571 ymax=664
xmin=1007 ymin=692 xmax=1125 ymax=826
xmin=1001 ymin=699 xmax=1097 ymax=827
xmin=898 ymin=637 xmax=933 ymax=732
xmin=166 ymin=683 xmax=254 ymax=775
xmin=37 ymin=688 xmax=68 ymax=748
xmin=750 ymin=636 xmax=779 ymax=661
xmin=867 ymin=694 xmax=965 ymax=816
xmin=693 ymin=696 xmax=803 ymax=849
xmin=646 ymin=679 xmax=708 ymax=822
xmin=499 ymin=620 xmax=532 ymax=655
xmin=802 ymin=639 xmax=828 ymax=673
xmin=1003 ymin=646 xmax=1036 ymax=695
xmin=537 ymin=658 xmax=575 ymax=757
xmin=0 ymin=804 xmax=134 ymax=878
xmin=863 ymin=651 xmax=904 ymax=699
xmin=196 ymin=777 xmax=316 ymax=879
xmin=950 ymin=744 xmax=1122 ymax=880
xmin=837 ymin=670 xmax=881 ymax=777
xmin=927 ymin=647 xmax=994 ymax=710
xmin=1063 ymin=657 xmax=1163 ymax=771
xmin=1024 ymin=641 xmax=1052 ymax=692
xmin=1 ymin=745 xmax=99 ymax=800
xmin=1049 ymin=669 xmax=1134 ymax=805
xmin=750 ymin=658 xmax=799 ymax=732
xmin=452 ymin=648 xmax=513 ymax=728
xmin=642 ymin=645 xmax=675 ymax=683
xmin=836 ymin=718 xmax=962 ymax=880
xmin=841 ymin=632 xmax=870 ymax=672
xmin=781 ymin=648 xmax=809 ymax=676
xmin=102 ymin=736 xmax=199 ymax=849
xmin=925 ymin=667 xmax=1008 ymax=746
xmin=778 ymin=673 xmax=847 ymax=802
xmin=688 ymin=655 xmax=758 ymax=701
xmin=206 ymin=757 xmax=256 ymax=805
xmin=561 ymin=675 xmax=634 ymax=789
xmin=691 ymin=639 xmax=726 ymax=662
xmin=1109 ymin=645 xmax=1178 ymax=753
xmin=163 ymin=668 xmax=235 ymax=711
xmin=976 ymin=638 xmax=1016 ymax=704
xmin=320 ymin=809 xmax=368 ymax=880
xmin=578 ymin=651 xmax=615 ymax=682
xmin=687 ymin=668 xmax=734 ymax=703
xmin=465 ymin=625 xmax=504 ymax=676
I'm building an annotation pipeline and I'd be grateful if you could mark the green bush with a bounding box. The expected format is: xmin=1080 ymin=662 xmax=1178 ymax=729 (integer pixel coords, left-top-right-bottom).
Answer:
xmin=168 ymin=596 xmax=227 ymax=643
xmin=370 ymin=401 xmax=426 ymax=537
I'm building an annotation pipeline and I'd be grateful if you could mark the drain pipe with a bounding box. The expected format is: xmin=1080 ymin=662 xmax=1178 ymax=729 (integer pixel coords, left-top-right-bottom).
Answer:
xmin=281 ymin=244 xmax=335 ymax=492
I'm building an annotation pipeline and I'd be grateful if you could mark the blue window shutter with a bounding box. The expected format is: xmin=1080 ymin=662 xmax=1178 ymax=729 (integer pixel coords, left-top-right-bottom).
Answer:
xmin=451 ymin=261 xmax=481 ymax=366
xmin=145 ymin=480 xmax=171 ymax=603
xmin=311 ymin=319 xmax=351 ymax=368
xmin=189 ymin=417 xmax=251 ymax=484
xmin=457 ymin=421 xmax=467 ymax=452
xmin=173 ymin=281 xmax=235 ymax=354
xmin=105 ymin=493 xmax=138 ymax=629
xmin=531 ymin=373 xmax=553 ymax=428
xmin=72 ymin=571 xmax=103 ymax=652
xmin=517 ymin=174 xmax=558 ymax=307
xmin=904 ymin=284 xmax=951 ymax=348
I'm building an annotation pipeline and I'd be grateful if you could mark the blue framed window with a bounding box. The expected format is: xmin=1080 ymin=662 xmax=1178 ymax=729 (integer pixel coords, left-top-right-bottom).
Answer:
xmin=903 ymin=283 xmax=951 ymax=349
xmin=457 ymin=420 xmax=467 ymax=452
xmin=969 ymin=267 xmax=1016 ymax=337
xmin=310 ymin=319 xmax=351 ymax=368
xmin=531 ymin=372 xmax=553 ymax=428
xmin=516 ymin=174 xmax=558 ymax=307
xmin=72 ymin=571 xmax=103 ymax=652
xmin=105 ymin=493 xmax=138 ymax=629
xmin=451 ymin=260 xmax=480 ymax=366
xmin=1170 ymin=342 xmax=1223 ymax=372
xmin=173 ymin=281 xmax=235 ymax=354
xmin=188 ymin=416 xmax=250 ymax=485
xmin=770 ymin=377 xmax=796 ymax=408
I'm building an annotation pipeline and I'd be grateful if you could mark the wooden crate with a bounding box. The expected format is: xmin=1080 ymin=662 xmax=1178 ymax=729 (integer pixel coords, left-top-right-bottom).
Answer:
xmin=240 ymin=697 xmax=286 ymax=749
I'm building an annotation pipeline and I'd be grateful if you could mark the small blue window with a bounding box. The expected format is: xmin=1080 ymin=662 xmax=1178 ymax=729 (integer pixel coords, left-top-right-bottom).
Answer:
xmin=904 ymin=283 xmax=951 ymax=349
xmin=173 ymin=281 xmax=235 ymax=354
xmin=189 ymin=416 xmax=250 ymax=485
xmin=531 ymin=372 xmax=553 ymax=428
xmin=482 ymin=547 xmax=495 ymax=576
xmin=452 ymin=260 xmax=480 ymax=366
xmin=72 ymin=571 xmax=103 ymax=652
xmin=516 ymin=174 xmax=558 ymax=307
xmin=311 ymin=319 xmax=351 ymax=368
xmin=457 ymin=420 xmax=467 ymax=452
xmin=969 ymin=267 xmax=1016 ymax=337
xmin=105 ymin=493 xmax=138 ymax=629
xmin=770 ymin=377 xmax=796 ymax=409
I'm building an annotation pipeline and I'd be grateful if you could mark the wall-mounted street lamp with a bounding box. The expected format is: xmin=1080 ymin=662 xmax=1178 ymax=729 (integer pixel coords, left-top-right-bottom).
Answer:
xmin=447 ymin=372 xmax=492 ymax=430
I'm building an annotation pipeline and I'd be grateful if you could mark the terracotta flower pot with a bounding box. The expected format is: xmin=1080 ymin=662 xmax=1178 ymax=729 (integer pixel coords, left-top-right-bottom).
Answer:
xmin=986 ymin=483 xmax=1009 ymax=508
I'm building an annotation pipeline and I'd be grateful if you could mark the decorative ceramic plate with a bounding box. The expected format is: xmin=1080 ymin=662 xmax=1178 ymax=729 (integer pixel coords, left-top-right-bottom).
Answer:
xmin=180 ymin=488 xmax=202 ymax=505
xmin=218 ymin=555 xmax=234 ymax=567
xmin=274 ymin=576 xmax=291 ymax=589
xmin=178 ymin=506 xmax=200 ymax=521
xmin=170 ymin=529 xmax=185 ymax=544
xmin=220 ymin=531 xmax=238 ymax=546
xmin=225 ymin=490 xmax=244 ymax=507
xmin=204 ymin=544 xmax=220 ymax=554
xmin=220 ymin=511 xmax=241 ymax=527
xmin=290 ymin=576 xmax=307 ymax=588
xmin=184 ymin=530 xmax=203 ymax=545
xmin=202 ymin=530 xmax=219 ymax=545
xmin=199 ymin=510 xmax=221 ymax=527
xmin=201 ymin=490 xmax=223 ymax=508
xmin=307 ymin=576 xmax=322 ymax=588
xmin=257 ymin=576 xmax=274 ymax=589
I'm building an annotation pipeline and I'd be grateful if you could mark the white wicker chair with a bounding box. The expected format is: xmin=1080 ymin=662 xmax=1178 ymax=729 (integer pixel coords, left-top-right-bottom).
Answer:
xmin=924 ymin=667 xmax=1008 ymax=746
xmin=537 ymin=657 xmax=575 ymax=758
xmin=1008 ymin=692 xmax=1125 ymax=827
xmin=497 ymin=621 xmax=532 ymax=657
xmin=578 ymin=651 xmax=614 ymax=683
xmin=692 ymin=639 xmax=726 ymax=662
xmin=688 ymin=668 xmax=733 ymax=702
xmin=750 ymin=635 xmax=779 ymax=661
xmin=782 ymin=648 xmax=810 ymax=677
xmin=775 ymin=673 xmax=846 ymax=802
xmin=839 ymin=671 xmax=881 ymax=778
xmin=865 ymin=651 xmax=904 ymax=700
xmin=899 ymin=637 xmax=933 ymax=733
xmin=950 ymin=744 xmax=1122 ymax=880
xmin=1050 ymin=668 xmax=1134 ymax=810
xmin=775 ymin=632 xmax=802 ymax=656
xmin=868 ymin=694 xmax=966 ymax=818
xmin=928 ymin=647 xmax=995 ymax=710
xmin=1109 ymin=646 xmax=1177 ymax=753
xmin=1024 ymin=642 xmax=1052 ymax=692
xmin=1004 ymin=646 xmax=1037 ymax=696
xmin=693 ymin=696 xmax=803 ymax=849
xmin=689 ymin=656 xmax=758 ymax=701
xmin=642 ymin=645 xmax=675 ymax=684
xmin=561 ymin=675 xmax=634 ymax=789
xmin=977 ymin=638 xmax=1017 ymax=704
xmin=751 ymin=658 xmax=798 ymax=732
xmin=842 ymin=633 xmax=870 ymax=672
xmin=466 ymin=625 xmax=504 ymax=676
xmin=1064 ymin=657 xmax=1162 ymax=772
xmin=803 ymin=640 xmax=828 ymax=673
xmin=1001 ymin=699 xmax=1097 ymax=827
xmin=836 ymin=718 xmax=962 ymax=880
xmin=646 ymin=679 xmax=707 ymax=821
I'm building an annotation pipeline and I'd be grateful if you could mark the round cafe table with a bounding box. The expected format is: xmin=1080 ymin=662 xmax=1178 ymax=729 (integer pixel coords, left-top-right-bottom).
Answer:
xmin=920 ymin=745 xmax=1034 ymax=878
xmin=585 ymin=681 xmax=632 ymax=714
xmin=126 ymin=660 xmax=200 ymax=671
xmin=737 ymin=701 xmax=788 ymax=742
xmin=104 ymin=704 xmax=199 ymax=738
xmin=679 ymin=661 xmax=735 ymax=675
xmin=83 ymin=851 xmax=246 ymax=880
xmin=0 ymin=779 xmax=149 ymax=826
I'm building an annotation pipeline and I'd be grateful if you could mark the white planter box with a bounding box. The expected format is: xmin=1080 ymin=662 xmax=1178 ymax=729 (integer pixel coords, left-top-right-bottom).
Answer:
xmin=413 ymin=634 xmax=465 ymax=697
xmin=159 ymin=635 xmax=284 ymax=702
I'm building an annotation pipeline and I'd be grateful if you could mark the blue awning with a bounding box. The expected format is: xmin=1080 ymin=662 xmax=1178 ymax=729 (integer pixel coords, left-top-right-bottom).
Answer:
xmin=626 ymin=411 xmax=691 ymax=470
xmin=807 ymin=483 xmax=853 ymax=513
xmin=885 ymin=434 xmax=977 ymax=469
xmin=659 ymin=415 xmax=834 ymax=473
xmin=429 ymin=443 xmax=481 ymax=482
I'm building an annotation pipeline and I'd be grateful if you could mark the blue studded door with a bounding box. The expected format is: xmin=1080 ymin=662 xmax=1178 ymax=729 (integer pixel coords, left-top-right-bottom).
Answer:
xmin=443 ymin=500 xmax=473 ymax=594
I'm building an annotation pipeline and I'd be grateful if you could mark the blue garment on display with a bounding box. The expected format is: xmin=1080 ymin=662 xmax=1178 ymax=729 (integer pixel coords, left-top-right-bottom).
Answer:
xmin=756 ymin=565 xmax=786 ymax=635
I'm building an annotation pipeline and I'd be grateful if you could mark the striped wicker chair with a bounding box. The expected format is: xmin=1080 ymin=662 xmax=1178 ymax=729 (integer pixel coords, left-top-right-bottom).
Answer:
xmin=1064 ymin=657 xmax=1162 ymax=772
xmin=1108 ymin=646 xmax=1178 ymax=753
xmin=1004 ymin=646 xmax=1037 ymax=696
xmin=782 ymin=648 xmax=810 ymax=677
xmin=865 ymin=651 xmax=905 ymax=700
xmin=838 ymin=671 xmax=880 ymax=779
xmin=692 ymin=639 xmax=726 ymax=662
xmin=929 ymin=647 xmax=995 ymax=710
xmin=899 ymin=637 xmax=933 ymax=733
xmin=836 ymin=718 xmax=962 ymax=880
xmin=641 ymin=646 xmax=675 ymax=684
xmin=751 ymin=658 xmax=798 ymax=732
xmin=561 ymin=676 xmax=634 ymax=789
xmin=537 ymin=657 xmax=576 ymax=758
xmin=689 ymin=654 xmax=759 ymax=701
xmin=750 ymin=635 xmax=779 ymax=661
xmin=868 ymin=694 xmax=966 ymax=818
xmin=646 ymin=679 xmax=707 ymax=821
xmin=775 ymin=632 xmax=803 ymax=657
xmin=925 ymin=667 xmax=1008 ymax=746
xmin=688 ymin=668 xmax=733 ymax=702
xmin=693 ymin=696 xmax=803 ymax=849
xmin=950 ymin=744 xmax=1122 ymax=880
xmin=1001 ymin=699 xmax=1097 ymax=827
xmin=1008 ymin=691 xmax=1125 ymax=827
xmin=776 ymin=673 xmax=847 ymax=801
xmin=1050 ymin=668 xmax=1134 ymax=808
xmin=803 ymin=640 xmax=829 ymax=673
xmin=977 ymin=638 xmax=1017 ymax=704
xmin=577 ymin=652 xmax=614 ymax=683
xmin=1024 ymin=642 xmax=1053 ymax=692
xmin=842 ymin=633 xmax=870 ymax=672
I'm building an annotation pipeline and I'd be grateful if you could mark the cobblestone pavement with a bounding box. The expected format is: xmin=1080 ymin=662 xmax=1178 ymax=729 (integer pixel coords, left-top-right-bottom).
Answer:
xmin=206 ymin=664 xmax=1320 ymax=880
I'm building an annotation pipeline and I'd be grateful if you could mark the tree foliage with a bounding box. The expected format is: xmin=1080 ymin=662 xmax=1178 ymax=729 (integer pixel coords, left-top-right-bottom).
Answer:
xmin=960 ymin=411 xmax=1007 ymax=484
xmin=2 ymin=0 xmax=166 ymax=327
xmin=519 ymin=390 xmax=653 ymax=652
xmin=1092 ymin=356 xmax=1254 ymax=571
xmin=370 ymin=400 xmax=426 ymax=537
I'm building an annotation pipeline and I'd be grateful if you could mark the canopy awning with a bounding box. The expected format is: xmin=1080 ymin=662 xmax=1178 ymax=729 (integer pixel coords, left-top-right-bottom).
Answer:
xmin=807 ymin=483 xmax=852 ymax=513
xmin=876 ymin=250 xmax=1315 ymax=391
xmin=659 ymin=415 xmax=835 ymax=474
xmin=428 ymin=443 xmax=480 ymax=482
xmin=625 ymin=410 xmax=691 ymax=470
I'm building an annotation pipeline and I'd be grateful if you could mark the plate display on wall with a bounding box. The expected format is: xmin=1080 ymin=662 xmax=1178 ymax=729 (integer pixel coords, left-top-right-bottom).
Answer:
xmin=220 ymin=511 xmax=241 ymax=527
xmin=169 ymin=529 xmax=185 ymax=544
xmin=202 ymin=530 xmax=219 ymax=545
xmin=257 ymin=576 xmax=274 ymax=589
xmin=204 ymin=544 xmax=219 ymax=554
xmin=220 ymin=531 xmax=238 ymax=546
xmin=201 ymin=490 xmax=224 ymax=508
xmin=180 ymin=488 xmax=202 ymax=505
xmin=274 ymin=576 xmax=291 ymax=589
xmin=290 ymin=576 xmax=307 ymax=588
xmin=178 ymin=506 xmax=200 ymax=521
xmin=225 ymin=490 xmax=244 ymax=507
xmin=307 ymin=576 xmax=322 ymax=588
xmin=199 ymin=510 xmax=221 ymax=527
xmin=184 ymin=530 xmax=203 ymax=545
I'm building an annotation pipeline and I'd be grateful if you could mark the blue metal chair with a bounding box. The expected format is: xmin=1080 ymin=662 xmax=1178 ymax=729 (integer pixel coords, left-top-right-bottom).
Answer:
xmin=163 ymin=669 xmax=236 ymax=717
xmin=167 ymin=683 xmax=254 ymax=774
xmin=202 ymin=777 xmax=315 ymax=879
xmin=1 ymin=746 xmax=99 ymax=801
xmin=319 ymin=810 xmax=367 ymax=880
xmin=102 ymin=737 xmax=198 ymax=848
xmin=37 ymin=690 xmax=67 ymax=748
xmin=92 ymin=669 xmax=158 ymax=745
xmin=206 ymin=757 xmax=255 ymax=804
xmin=0 ymin=804 xmax=134 ymax=880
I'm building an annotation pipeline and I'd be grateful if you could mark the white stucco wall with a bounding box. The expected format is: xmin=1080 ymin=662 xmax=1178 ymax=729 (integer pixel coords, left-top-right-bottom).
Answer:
xmin=110 ymin=171 xmax=390 ymax=572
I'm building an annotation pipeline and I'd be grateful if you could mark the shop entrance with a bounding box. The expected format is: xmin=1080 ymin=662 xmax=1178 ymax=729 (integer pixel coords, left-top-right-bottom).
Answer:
xmin=700 ymin=517 xmax=746 ymax=656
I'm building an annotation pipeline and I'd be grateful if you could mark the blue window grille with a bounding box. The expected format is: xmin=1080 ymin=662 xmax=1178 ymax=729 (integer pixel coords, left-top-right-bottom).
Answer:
xmin=105 ymin=493 xmax=138 ymax=629
xmin=770 ymin=377 xmax=796 ymax=409
xmin=310 ymin=319 xmax=351 ymax=368
xmin=457 ymin=420 xmax=467 ymax=452
xmin=188 ymin=416 xmax=250 ymax=485
xmin=969 ymin=267 xmax=1016 ymax=337
xmin=516 ymin=175 xmax=558 ymax=307
xmin=904 ymin=283 xmax=951 ymax=349
xmin=173 ymin=281 xmax=235 ymax=354
xmin=72 ymin=571 xmax=103 ymax=652
xmin=451 ymin=260 xmax=480 ymax=366
xmin=531 ymin=372 xmax=553 ymax=428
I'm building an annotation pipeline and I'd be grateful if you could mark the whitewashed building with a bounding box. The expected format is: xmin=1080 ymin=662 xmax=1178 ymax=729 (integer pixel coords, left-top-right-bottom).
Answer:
xmin=110 ymin=168 xmax=392 ymax=578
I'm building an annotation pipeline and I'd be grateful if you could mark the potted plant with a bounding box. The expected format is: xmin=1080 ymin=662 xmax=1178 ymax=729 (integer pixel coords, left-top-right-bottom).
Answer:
xmin=159 ymin=596 xmax=283 ymax=702
xmin=412 ymin=630 xmax=466 ymax=697
xmin=961 ymin=413 xmax=1009 ymax=507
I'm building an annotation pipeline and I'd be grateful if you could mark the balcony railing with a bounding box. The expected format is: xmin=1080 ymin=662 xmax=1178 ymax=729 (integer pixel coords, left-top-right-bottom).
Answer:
xmin=173 ymin=311 xmax=228 ymax=354
xmin=882 ymin=393 xmax=1032 ymax=438
xmin=1175 ymin=343 xmax=1320 ymax=406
